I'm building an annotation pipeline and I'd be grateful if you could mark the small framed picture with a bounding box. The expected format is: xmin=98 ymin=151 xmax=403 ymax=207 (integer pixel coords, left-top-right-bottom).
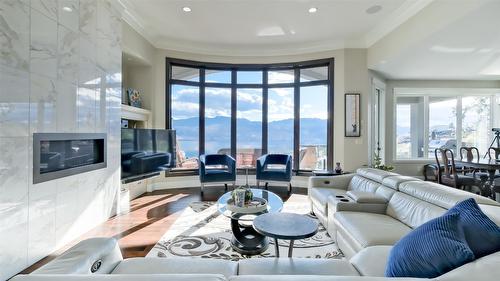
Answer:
xmin=345 ymin=93 xmax=360 ymax=137
xmin=127 ymin=88 xmax=142 ymax=108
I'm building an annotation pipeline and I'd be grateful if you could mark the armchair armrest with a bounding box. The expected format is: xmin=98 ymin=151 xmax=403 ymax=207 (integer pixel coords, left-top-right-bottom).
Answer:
xmin=224 ymin=155 xmax=236 ymax=174
xmin=256 ymin=155 xmax=266 ymax=174
xmin=198 ymin=154 xmax=206 ymax=175
xmin=308 ymin=174 xmax=354 ymax=190
xmin=285 ymin=155 xmax=292 ymax=179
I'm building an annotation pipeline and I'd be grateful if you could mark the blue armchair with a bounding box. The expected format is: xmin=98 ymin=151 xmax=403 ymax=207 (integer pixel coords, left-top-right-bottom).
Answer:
xmin=256 ymin=154 xmax=293 ymax=194
xmin=199 ymin=154 xmax=236 ymax=195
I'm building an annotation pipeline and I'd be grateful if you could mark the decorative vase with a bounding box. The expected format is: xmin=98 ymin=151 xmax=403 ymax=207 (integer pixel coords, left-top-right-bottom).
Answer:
xmin=335 ymin=162 xmax=342 ymax=174
xmin=231 ymin=186 xmax=253 ymax=206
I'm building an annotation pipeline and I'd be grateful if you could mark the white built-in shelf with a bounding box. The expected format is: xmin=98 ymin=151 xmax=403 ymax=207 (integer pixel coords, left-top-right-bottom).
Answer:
xmin=121 ymin=104 xmax=151 ymax=121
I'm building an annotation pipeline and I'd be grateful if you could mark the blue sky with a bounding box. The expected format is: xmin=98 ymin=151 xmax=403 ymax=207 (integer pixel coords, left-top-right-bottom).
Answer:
xmin=172 ymin=71 xmax=328 ymax=122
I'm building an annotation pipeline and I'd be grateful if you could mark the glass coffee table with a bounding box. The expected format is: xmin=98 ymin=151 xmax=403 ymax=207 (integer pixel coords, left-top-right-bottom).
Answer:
xmin=217 ymin=189 xmax=283 ymax=255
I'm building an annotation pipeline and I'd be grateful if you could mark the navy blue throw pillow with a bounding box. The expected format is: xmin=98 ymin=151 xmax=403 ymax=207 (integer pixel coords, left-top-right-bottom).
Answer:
xmin=446 ymin=198 xmax=500 ymax=258
xmin=385 ymin=213 xmax=474 ymax=278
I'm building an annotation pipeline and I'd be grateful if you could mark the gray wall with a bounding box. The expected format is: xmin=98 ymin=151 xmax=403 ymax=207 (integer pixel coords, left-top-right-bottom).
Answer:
xmin=0 ymin=0 xmax=122 ymax=279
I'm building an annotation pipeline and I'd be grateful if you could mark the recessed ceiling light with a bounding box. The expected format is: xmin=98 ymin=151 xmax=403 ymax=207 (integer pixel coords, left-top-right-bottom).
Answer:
xmin=182 ymin=7 xmax=191 ymax=12
xmin=366 ymin=5 xmax=382 ymax=14
xmin=62 ymin=6 xmax=73 ymax=12
xmin=308 ymin=7 xmax=318 ymax=13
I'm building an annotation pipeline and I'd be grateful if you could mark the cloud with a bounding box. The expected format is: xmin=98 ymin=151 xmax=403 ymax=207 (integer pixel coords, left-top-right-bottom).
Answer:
xmin=268 ymin=71 xmax=294 ymax=83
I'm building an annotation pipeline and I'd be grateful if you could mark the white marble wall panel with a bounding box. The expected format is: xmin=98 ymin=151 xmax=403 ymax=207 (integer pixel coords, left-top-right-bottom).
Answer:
xmin=0 ymin=137 xmax=29 ymax=277
xmin=30 ymin=7 xmax=58 ymax=78
xmin=0 ymin=65 xmax=30 ymax=137
xmin=58 ymin=0 xmax=80 ymax=32
xmin=58 ymin=24 xmax=79 ymax=84
xmin=0 ymin=1 xmax=122 ymax=279
xmin=31 ymin=0 xmax=57 ymax=21
xmin=30 ymin=74 xmax=57 ymax=133
xmin=79 ymin=0 xmax=97 ymax=41
xmin=56 ymin=81 xmax=77 ymax=132
xmin=0 ymin=0 xmax=30 ymax=71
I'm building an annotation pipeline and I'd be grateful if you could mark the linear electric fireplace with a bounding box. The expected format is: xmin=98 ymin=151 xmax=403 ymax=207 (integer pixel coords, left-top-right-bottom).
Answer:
xmin=33 ymin=133 xmax=107 ymax=184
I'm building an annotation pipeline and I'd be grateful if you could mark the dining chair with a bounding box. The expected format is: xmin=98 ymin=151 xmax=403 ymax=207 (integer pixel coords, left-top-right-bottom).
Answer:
xmin=488 ymin=147 xmax=500 ymax=160
xmin=460 ymin=146 xmax=490 ymax=187
xmin=435 ymin=148 xmax=476 ymax=190
xmin=459 ymin=146 xmax=479 ymax=174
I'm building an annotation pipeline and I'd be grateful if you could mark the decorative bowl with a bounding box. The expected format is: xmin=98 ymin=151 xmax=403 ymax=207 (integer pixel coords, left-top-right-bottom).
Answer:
xmin=226 ymin=197 xmax=268 ymax=214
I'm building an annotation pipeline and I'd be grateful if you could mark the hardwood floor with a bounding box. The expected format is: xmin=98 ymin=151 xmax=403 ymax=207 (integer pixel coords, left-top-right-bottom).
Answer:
xmin=21 ymin=185 xmax=306 ymax=274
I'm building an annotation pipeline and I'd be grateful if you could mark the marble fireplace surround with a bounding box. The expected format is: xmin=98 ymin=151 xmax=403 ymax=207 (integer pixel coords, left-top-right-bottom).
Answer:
xmin=0 ymin=0 xmax=123 ymax=280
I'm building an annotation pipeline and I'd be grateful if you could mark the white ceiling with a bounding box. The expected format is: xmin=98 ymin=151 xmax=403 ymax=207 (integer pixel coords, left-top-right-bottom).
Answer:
xmin=369 ymin=0 xmax=500 ymax=80
xmin=120 ymin=0 xmax=431 ymax=56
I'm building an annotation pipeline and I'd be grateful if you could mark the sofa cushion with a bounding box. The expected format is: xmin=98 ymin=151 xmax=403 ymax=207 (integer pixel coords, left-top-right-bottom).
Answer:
xmin=381 ymin=176 xmax=420 ymax=190
xmin=111 ymin=258 xmax=237 ymax=278
xmin=229 ymin=276 xmax=423 ymax=281
xmin=386 ymin=192 xmax=446 ymax=229
xmin=479 ymin=204 xmax=500 ymax=226
xmin=435 ymin=251 xmax=500 ymax=281
xmin=385 ymin=213 xmax=474 ymax=278
xmin=347 ymin=176 xmax=381 ymax=193
xmin=349 ymin=246 xmax=392 ymax=277
xmin=334 ymin=212 xmax=412 ymax=250
xmin=355 ymin=168 xmax=397 ymax=183
xmin=309 ymin=187 xmax=347 ymax=215
xmin=237 ymin=258 xmax=359 ymax=276
xmin=12 ymin=275 xmax=227 ymax=281
xmin=398 ymin=181 xmax=499 ymax=208
xmin=447 ymin=198 xmax=500 ymax=258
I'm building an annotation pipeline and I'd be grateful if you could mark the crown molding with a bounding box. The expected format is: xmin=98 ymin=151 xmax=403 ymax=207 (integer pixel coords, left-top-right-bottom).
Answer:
xmin=364 ymin=0 xmax=435 ymax=47
xmin=153 ymin=37 xmax=365 ymax=57
xmin=119 ymin=0 xmax=158 ymax=47
xmin=119 ymin=0 xmax=432 ymax=56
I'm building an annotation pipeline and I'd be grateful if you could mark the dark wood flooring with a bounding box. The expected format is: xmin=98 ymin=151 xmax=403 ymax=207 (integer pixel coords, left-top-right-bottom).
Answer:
xmin=22 ymin=185 xmax=306 ymax=274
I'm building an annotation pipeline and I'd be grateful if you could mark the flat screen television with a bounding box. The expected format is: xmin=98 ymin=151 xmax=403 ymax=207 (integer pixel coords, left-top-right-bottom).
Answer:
xmin=121 ymin=128 xmax=176 ymax=180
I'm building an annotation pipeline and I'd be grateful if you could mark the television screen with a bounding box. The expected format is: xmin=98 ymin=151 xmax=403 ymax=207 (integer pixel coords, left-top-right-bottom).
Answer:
xmin=121 ymin=128 xmax=176 ymax=180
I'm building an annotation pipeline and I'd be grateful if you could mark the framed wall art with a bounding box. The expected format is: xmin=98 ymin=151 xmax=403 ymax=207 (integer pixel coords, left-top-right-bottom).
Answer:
xmin=345 ymin=93 xmax=360 ymax=137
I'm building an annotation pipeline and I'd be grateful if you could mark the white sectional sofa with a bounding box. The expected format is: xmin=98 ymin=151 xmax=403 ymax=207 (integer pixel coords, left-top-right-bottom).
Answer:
xmin=11 ymin=168 xmax=500 ymax=281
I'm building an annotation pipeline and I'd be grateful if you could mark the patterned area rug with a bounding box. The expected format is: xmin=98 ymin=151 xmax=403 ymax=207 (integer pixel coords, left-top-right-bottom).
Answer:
xmin=147 ymin=194 xmax=344 ymax=260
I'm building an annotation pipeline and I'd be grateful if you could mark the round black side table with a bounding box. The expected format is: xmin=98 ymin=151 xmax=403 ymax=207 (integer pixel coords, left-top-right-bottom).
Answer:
xmin=253 ymin=212 xmax=318 ymax=257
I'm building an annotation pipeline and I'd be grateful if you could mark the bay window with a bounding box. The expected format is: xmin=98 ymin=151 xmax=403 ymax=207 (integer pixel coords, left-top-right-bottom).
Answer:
xmin=166 ymin=58 xmax=334 ymax=172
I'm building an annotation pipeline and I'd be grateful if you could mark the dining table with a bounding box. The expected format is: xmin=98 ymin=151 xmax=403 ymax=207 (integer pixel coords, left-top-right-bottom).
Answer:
xmin=455 ymin=158 xmax=500 ymax=201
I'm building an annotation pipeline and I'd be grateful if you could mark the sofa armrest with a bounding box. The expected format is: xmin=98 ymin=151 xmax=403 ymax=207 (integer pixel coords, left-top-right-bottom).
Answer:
xmin=308 ymin=174 xmax=354 ymax=190
xmin=327 ymin=196 xmax=388 ymax=215
xmin=32 ymin=238 xmax=123 ymax=275
xmin=346 ymin=191 xmax=388 ymax=204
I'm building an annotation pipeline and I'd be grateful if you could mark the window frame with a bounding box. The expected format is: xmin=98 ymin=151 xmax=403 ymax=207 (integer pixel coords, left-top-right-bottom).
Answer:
xmin=392 ymin=88 xmax=498 ymax=162
xmin=166 ymin=57 xmax=335 ymax=175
